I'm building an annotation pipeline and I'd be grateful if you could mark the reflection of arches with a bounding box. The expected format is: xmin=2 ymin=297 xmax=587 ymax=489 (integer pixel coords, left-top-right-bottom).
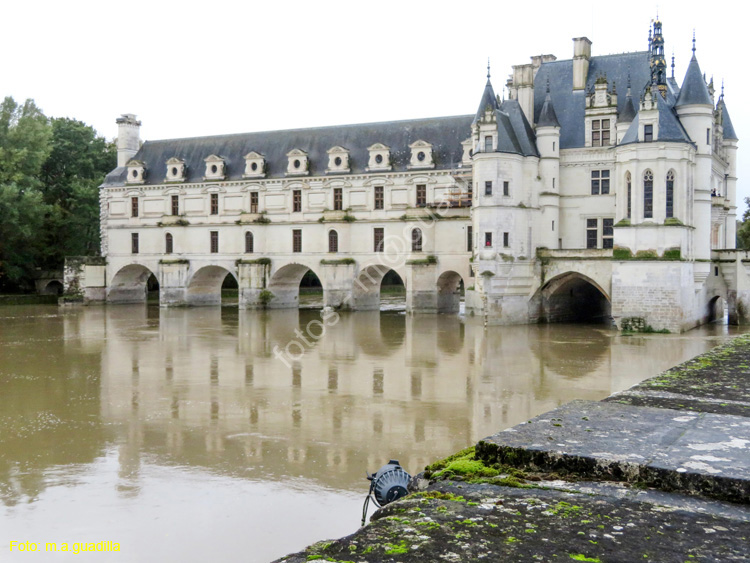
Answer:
xmin=186 ymin=266 xmax=236 ymax=306
xmin=707 ymin=296 xmax=725 ymax=323
xmin=529 ymin=272 xmax=611 ymax=324
xmin=436 ymin=270 xmax=464 ymax=314
xmin=353 ymin=264 xmax=405 ymax=310
xmin=267 ymin=263 xmax=321 ymax=308
xmin=109 ymin=264 xmax=157 ymax=303
xmin=41 ymin=280 xmax=64 ymax=296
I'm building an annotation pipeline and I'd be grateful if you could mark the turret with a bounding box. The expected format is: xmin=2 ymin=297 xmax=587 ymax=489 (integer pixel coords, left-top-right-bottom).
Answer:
xmin=616 ymin=74 xmax=637 ymax=143
xmin=116 ymin=114 xmax=141 ymax=168
xmin=650 ymin=19 xmax=667 ymax=98
xmin=536 ymin=79 xmax=561 ymax=249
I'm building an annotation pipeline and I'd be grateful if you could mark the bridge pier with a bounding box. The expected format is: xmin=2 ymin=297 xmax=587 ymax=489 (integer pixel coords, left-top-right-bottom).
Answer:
xmin=238 ymin=261 xmax=270 ymax=309
xmin=321 ymin=263 xmax=356 ymax=310
xmin=160 ymin=261 xmax=189 ymax=306
xmin=406 ymin=263 xmax=438 ymax=313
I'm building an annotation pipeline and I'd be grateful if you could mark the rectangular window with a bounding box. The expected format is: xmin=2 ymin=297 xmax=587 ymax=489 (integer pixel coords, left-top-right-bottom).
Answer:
xmin=131 ymin=197 xmax=139 ymax=218
xmin=171 ymin=195 xmax=179 ymax=216
xmin=374 ymin=186 xmax=384 ymax=210
xmin=627 ymin=176 xmax=632 ymax=218
xmin=552 ymin=220 xmax=555 ymax=231
xmin=250 ymin=192 xmax=259 ymax=214
xmin=602 ymin=218 xmax=614 ymax=249
xmin=328 ymin=230 xmax=338 ymax=253
xmin=666 ymin=172 xmax=674 ymax=218
xmin=707 ymin=128 xmax=711 ymax=145
xmin=485 ymin=181 xmax=492 ymax=196
xmin=484 ymin=232 xmax=492 ymax=247
xmin=467 ymin=226 xmax=473 ymax=252
xmin=131 ymin=233 xmax=139 ymax=254
xmin=333 ymin=188 xmax=342 ymax=211
xmin=484 ymin=136 xmax=492 ymax=152
xmin=590 ymin=170 xmax=610 ymax=195
xmin=293 ymin=190 xmax=301 ymax=213
xmin=591 ymin=119 xmax=610 ymax=147
xmin=467 ymin=181 xmax=473 ymax=199
xmin=503 ymin=232 xmax=509 ymax=247
xmin=586 ymin=219 xmax=598 ymax=249
xmin=416 ymin=184 xmax=426 ymax=207
xmin=374 ymin=227 xmax=384 ymax=252
xmin=644 ymin=124 xmax=653 ymax=142
xmin=210 ymin=231 xmax=219 ymax=253
xmin=210 ymin=193 xmax=219 ymax=215
xmin=292 ymin=229 xmax=302 ymax=253
xmin=165 ymin=233 xmax=173 ymax=254
xmin=503 ymin=181 xmax=509 ymax=196
xmin=411 ymin=228 xmax=422 ymax=252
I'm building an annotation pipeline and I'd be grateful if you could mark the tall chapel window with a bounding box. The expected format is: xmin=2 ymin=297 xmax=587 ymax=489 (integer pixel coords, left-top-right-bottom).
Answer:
xmin=328 ymin=230 xmax=338 ymax=253
xmin=626 ymin=172 xmax=632 ymax=219
xmin=245 ymin=232 xmax=254 ymax=253
xmin=666 ymin=171 xmax=675 ymax=218
xmin=644 ymin=170 xmax=654 ymax=219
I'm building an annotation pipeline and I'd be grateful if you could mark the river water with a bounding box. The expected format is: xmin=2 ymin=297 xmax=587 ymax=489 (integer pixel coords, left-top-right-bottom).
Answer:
xmin=0 ymin=303 xmax=746 ymax=562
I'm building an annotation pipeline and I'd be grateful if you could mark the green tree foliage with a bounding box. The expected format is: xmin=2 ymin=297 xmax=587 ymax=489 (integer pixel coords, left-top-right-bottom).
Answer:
xmin=737 ymin=197 xmax=750 ymax=250
xmin=0 ymin=97 xmax=52 ymax=291
xmin=38 ymin=118 xmax=116 ymax=269
xmin=0 ymin=97 xmax=115 ymax=292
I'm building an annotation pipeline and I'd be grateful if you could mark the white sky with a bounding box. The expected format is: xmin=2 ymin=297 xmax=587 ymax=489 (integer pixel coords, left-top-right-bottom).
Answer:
xmin=3 ymin=0 xmax=747 ymax=207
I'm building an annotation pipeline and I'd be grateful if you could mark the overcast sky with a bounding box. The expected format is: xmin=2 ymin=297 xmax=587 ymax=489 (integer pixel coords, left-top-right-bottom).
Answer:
xmin=3 ymin=0 xmax=746 ymax=205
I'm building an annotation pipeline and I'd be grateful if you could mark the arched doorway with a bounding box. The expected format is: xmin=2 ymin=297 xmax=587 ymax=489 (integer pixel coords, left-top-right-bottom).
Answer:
xmin=186 ymin=266 xmax=237 ymax=306
xmin=530 ymin=272 xmax=611 ymax=324
xmin=353 ymin=265 xmax=406 ymax=310
xmin=41 ymin=280 xmax=64 ymax=296
xmin=108 ymin=264 xmax=158 ymax=304
xmin=707 ymin=296 xmax=725 ymax=323
xmin=299 ymin=270 xmax=323 ymax=308
xmin=436 ymin=271 xmax=465 ymax=314
xmin=267 ymin=264 xmax=323 ymax=309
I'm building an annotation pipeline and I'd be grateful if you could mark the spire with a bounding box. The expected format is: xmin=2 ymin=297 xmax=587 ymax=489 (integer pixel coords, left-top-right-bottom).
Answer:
xmin=717 ymin=92 xmax=738 ymax=140
xmin=620 ymin=71 xmax=637 ymax=123
xmin=692 ymin=29 xmax=696 ymax=59
xmin=472 ymin=64 xmax=499 ymax=125
xmin=676 ymin=35 xmax=712 ymax=107
xmin=671 ymin=51 xmax=675 ymax=78
xmin=537 ymin=77 xmax=560 ymax=128
xmin=649 ymin=17 xmax=667 ymax=98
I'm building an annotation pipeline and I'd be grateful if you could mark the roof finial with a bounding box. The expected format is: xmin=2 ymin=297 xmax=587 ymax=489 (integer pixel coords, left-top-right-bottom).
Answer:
xmin=721 ymin=79 xmax=725 ymax=99
xmin=671 ymin=51 xmax=675 ymax=78
xmin=487 ymin=58 xmax=491 ymax=81
xmin=692 ymin=29 xmax=696 ymax=55
xmin=546 ymin=76 xmax=550 ymax=94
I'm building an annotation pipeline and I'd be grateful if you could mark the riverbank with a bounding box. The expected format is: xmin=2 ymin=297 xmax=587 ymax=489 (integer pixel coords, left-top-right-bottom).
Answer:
xmin=275 ymin=334 xmax=750 ymax=562
xmin=0 ymin=294 xmax=58 ymax=305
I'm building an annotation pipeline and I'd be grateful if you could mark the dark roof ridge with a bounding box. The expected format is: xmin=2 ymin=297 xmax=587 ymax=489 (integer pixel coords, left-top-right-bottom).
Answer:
xmin=143 ymin=114 xmax=474 ymax=145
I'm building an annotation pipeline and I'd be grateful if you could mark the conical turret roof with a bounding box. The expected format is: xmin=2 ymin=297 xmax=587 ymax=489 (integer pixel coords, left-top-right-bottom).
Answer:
xmin=676 ymin=53 xmax=712 ymax=107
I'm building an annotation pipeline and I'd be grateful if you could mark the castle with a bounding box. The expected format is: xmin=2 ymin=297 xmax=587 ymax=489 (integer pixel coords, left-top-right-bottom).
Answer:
xmin=68 ymin=19 xmax=744 ymax=332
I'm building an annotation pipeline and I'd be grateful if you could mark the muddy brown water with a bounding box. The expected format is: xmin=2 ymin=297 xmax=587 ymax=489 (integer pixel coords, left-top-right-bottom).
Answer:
xmin=1 ymin=304 xmax=746 ymax=562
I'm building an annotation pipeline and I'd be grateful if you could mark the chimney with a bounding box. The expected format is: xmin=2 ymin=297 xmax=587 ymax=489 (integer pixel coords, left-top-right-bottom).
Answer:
xmin=572 ymin=37 xmax=592 ymax=90
xmin=116 ymin=114 xmax=141 ymax=167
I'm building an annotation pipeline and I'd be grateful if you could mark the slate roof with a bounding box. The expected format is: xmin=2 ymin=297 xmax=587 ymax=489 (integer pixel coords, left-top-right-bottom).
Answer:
xmin=619 ymin=92 xmax=693 ymax=145
xmin=537 ymin=89 xmax=561 ymax=128
xmin=718 ymin=98 xmax=738 ymax=140
xmin=675 ymin=54 xmax=712 ymax=107
xmin=533 ymin=51 xmax=652 ymax=149
xmin=102 ymin=115 xmax=474 ymax=187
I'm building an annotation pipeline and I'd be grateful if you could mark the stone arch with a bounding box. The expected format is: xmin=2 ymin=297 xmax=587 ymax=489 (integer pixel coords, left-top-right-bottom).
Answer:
xmin=352 ymin=263 xmax=406 ymax=310
xmin=40 ymin=279 xmax=64 ymax=296
xmin=267 ymin=263 xmax=322 ymax=309
xmin=186 ymin=265 xmax=237 ymax=306
xmin=108 ymin=264 xmax=158 ymax=304
xmin=707 ymin=295 xmax=725 ymax=323
xmin=529 ymin=271 xmax=611 ymax=324
xmin=436 ymin=270 xmax=464 ymax=313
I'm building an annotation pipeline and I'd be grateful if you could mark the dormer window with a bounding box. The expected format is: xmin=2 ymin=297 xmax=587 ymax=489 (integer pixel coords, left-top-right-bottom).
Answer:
xmin=366 ymin=143 xmax=391 ymax=171
xmin=326 ymin=146 xmax=350 ymax=173
xmin=461 ymin=138 xmax=473 ymax=165
xmin=408 ymin=140 xmax=434 ymax=169
xmin=165 ymin=157 xmax=186 ymax=182
xmin=644 ymin=124 xmax=653 ymax=142
xmin=243 ymin=152 xmax=266 ymax=178
xmin=126 ymin=160 xmax=146 ymax=184
xmin=591 ymin=119 xmax=610 ymax=146
xmin=286 ymin=149 xmax=309 ymax=176
xmin=204 ymin=155 xmax=226 ymax=180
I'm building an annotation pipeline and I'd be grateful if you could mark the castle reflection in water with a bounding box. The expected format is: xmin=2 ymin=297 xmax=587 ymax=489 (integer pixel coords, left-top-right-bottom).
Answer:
xmin=43 ymin=305 xmax=726 ymax=494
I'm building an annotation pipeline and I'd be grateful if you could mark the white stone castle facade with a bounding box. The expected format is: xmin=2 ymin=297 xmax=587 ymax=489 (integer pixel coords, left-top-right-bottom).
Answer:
xmin=68 ymin=19 xmax=744 ymax=332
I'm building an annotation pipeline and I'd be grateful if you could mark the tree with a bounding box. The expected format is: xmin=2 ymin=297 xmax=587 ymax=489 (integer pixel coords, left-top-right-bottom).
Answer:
xmin=737 ymin=197 xmax=750 ymax=250
xmin=37 ymin=118 xmax=116 ymax=268
xmin=0 ymin=97 xmax=51 ymax=291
